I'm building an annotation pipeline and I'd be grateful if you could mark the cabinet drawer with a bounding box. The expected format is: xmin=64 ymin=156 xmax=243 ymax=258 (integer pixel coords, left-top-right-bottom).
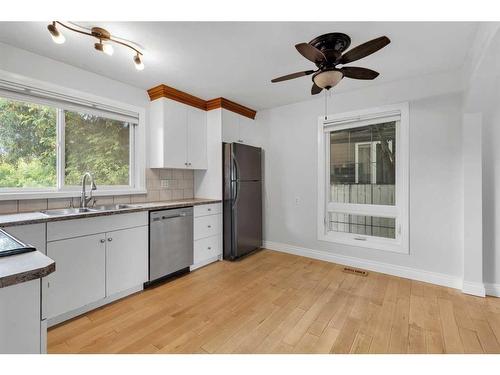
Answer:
xmin=194 ymin=214 xmax=221 ymax=240
xmin=194 ymin=235 xmax=221 ymax=264
xmin=194 ymin=203 xmax=222 ymax=217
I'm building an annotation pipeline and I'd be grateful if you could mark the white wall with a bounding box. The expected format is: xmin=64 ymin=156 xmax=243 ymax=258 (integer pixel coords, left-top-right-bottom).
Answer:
xmin=257 ymin=70 xmax=465 ymax=285
xmin=463 ymin=24 xmax=500 ymax=288
xmin=0 ymin=42 xmax=149 ymax=108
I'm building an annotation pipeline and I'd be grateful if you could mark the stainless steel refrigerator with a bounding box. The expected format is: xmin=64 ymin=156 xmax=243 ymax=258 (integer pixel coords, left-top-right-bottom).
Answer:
xmin=223 ymin=142 xmax=262 ymax=260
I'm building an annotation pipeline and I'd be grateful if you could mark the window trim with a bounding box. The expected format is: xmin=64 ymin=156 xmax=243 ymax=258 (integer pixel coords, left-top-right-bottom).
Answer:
xmin=317 ymin=102 xmax=409 ymax=254
xmin=0 ymin=71 xmax=146 ymax=200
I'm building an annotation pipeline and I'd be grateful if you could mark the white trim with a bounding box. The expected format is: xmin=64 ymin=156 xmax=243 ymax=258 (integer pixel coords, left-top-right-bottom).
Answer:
xmin=190 ymin=256 xmax=221 ymax=271
xmin=317 ymin=102 xmax=409 ymax=254
xmin=462 ymin=281 xmax=486 ymax=297
xmin=263 ymin=241 xmax=462 ymax=291
xmin=485 ymin=283 xmax=500 ymax=298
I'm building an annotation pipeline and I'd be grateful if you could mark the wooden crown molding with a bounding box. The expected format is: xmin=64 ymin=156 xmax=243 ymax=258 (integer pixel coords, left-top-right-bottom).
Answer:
xmin=147 ymin=84 xmax=207 ymax=111
xmin=205 ymin=97 xmax=256 ymax=120
xmin=147 ymin=84 xmax=257 ymax=119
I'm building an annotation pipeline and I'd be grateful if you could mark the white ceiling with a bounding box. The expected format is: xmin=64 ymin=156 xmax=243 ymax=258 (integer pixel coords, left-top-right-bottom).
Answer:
xmin=0 ymin=22 xmax=478 ymax=110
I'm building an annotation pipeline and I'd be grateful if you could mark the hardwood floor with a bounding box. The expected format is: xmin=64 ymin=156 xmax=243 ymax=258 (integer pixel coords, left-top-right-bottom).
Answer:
xmin=48 ymin=249 xmax=500 ymax=354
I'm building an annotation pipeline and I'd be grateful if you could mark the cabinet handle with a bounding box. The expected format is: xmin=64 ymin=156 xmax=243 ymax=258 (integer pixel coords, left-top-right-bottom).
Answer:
xmin=100 ymin=239 xmax=105 ymax=243
xmin=107 ymin=238 xmax=113 ymax=242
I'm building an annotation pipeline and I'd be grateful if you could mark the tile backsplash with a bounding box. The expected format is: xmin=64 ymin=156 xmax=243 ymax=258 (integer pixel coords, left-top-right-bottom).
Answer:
xmin=0 ymin=168 xmax=194 ymax=215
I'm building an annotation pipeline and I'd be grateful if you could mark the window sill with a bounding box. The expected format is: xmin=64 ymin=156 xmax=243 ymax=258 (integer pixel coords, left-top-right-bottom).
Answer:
xmin=0 ymin=188 xmax=148 ymax=201
xmin=318 ymin=232 xmax=408 ymax=254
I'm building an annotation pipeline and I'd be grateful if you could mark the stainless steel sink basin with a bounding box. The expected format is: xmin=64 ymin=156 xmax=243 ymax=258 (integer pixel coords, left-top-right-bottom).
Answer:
xmin=91 ymin=204 xmax=142 ymax=211
xmin=40 ymin=204 xmax=143 ymax=217
xmin=40 ymin=207 xmax=98 ymax=216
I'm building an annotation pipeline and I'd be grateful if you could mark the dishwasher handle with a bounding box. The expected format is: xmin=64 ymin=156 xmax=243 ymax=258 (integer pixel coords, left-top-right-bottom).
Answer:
xmin=151 ymin=212 xmax=188 ymax=222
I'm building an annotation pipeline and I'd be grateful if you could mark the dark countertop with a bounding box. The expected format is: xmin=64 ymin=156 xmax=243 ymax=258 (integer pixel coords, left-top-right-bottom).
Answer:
xmin=0 ymin=229 xmax=55 ymax=288
xmin=0 ymin=198 xmax=221 ymax=227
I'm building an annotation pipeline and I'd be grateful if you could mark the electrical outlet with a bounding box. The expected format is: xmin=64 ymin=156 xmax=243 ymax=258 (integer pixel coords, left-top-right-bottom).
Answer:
xmin=295 ymin=197 xmax=300 ymax=205
xmin=160 ymin=179 xmax=169 ymax=188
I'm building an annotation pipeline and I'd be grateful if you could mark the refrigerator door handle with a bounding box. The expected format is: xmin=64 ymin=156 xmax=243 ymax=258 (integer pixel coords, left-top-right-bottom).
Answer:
xmin=232 ymin=154 xmax=240 ymax=182
xmin=231 ymin=181 xmax=240 ymax=209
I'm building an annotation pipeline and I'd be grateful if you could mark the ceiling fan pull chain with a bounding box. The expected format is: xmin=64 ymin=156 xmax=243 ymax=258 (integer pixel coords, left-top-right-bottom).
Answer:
xmin=324 ymin=90 xmax=327 ymax=120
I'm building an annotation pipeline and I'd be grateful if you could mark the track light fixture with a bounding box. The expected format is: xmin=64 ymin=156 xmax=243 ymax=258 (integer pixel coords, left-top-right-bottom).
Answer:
xmin=46 ymin=21 xmax=144 ymax=70
xmin=133 ymin=53 xmax=144 ymax=71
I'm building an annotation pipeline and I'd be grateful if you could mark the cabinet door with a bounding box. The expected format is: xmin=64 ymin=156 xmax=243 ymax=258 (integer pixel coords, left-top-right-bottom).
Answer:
xmin=238 ymin=116 xmax=257 ymax=146
xmin=45 ymin=234 xmax=106 ymax=319
xmin=187 ymin=107 xmax=208 ymax=169
xmin=0 ymin=279 xmax=41 ymax=354
xmin=105 ymin=226 xmax=148 ymax=296
xmin=222 ymin=109 xmax=240 ymax=143
xmin=163 ymin=100 xmax=188 ymax=168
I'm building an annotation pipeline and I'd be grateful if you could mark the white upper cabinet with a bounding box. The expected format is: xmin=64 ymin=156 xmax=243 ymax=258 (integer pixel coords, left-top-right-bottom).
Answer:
xmin=149 ymin=98 xmax=207 ymax=169
xmin=221 ymin=109 xmax=258 ymax=146
xmin=222 ymin=109 xmax=240 ymax=144
xmin=187 ymin=106 xmax=208 ymax=169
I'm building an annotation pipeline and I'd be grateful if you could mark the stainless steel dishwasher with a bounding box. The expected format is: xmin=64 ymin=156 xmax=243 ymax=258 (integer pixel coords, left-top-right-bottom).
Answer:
xmin=148 ymin=207 xmax=193 ymax=285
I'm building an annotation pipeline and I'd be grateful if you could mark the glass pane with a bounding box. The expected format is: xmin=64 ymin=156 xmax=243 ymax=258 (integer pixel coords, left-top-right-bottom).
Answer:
xmin=328 ymin=212 xmax=396 ymax=239
xmin=330 ymin=121 xmax=396 ymax=205
xmin=0 ymin=97 xmax=57 ymax=188
xmin=65 ymin=111 xmax=130 ymax=186
xmin=0 ymin=231 xmax=23 ymax=251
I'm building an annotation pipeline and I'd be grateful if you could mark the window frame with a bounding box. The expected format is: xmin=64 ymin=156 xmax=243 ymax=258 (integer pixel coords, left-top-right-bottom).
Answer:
xmin=317 ymin=102 xmax=409 ymax=254
xmin=0 ymin=73 xmax=146 ymax=200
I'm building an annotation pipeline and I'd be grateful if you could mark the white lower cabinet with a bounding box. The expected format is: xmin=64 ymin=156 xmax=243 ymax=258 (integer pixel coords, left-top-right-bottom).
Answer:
xmin=194 ymin=235 xmax=221 ymax=265
xmin=44 ymin=212 xmax=148 ymax=324
xmin=0 ymin=279 xmax=41 ymax=354
xmin=106 ymin=226 xmax=148 ymax=296
xmin=46 ymin=233 xmax=106 ymax=320
xmin=192 ymin=203 xmax=222 ymax=270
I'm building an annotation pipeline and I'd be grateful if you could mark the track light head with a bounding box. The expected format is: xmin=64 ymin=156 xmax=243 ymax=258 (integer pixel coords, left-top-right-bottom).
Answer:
xmin=94 ymin=40 xmax=114 ymax=56
xmin=133 ymin=54 xmax=144 ymax=71
xmin=47 ymin=22 xmax=65 ymax=44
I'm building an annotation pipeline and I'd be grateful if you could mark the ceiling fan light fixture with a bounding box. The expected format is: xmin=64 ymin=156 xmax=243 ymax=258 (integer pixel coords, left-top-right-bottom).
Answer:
xmin=47 ymin=22 xmax=65 ymax=44
xmin=313 ymin=70 xmax=343 ymax=90
xmin=133 ymin=54 xmax=144 ymax=71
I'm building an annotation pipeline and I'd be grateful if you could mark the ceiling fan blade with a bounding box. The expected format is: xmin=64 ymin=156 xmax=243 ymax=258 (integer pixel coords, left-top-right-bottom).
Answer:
xmin=295 ymin=43 xmax=326 ymax=64
xmin=271 ymin=70 xmax=315 ymax=83
xmin=311 ymin=83 xmax=323 ymax=95
xmin=338 ymin=36 xmax=390 ymax=64
xmin=341 ymin=67 xmax=379 ymax=80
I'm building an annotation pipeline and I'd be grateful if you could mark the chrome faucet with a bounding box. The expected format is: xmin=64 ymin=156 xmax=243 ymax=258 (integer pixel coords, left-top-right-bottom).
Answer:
xmin=80 ymin=172 xmax=97 ymax=209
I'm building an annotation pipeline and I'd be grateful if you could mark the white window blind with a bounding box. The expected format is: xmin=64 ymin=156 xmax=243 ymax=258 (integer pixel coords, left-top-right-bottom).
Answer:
xmin=0 ymin=79 xmax=139 ymax=124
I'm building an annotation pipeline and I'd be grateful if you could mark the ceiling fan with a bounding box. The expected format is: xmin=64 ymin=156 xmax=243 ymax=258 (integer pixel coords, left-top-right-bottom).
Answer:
xmin=271 ymin=33 xmax=390 ymax=95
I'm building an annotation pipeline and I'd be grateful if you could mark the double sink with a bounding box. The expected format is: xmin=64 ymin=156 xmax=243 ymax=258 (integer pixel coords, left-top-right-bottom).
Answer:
xmin=40 ymin=204 xmax=143 ymax=217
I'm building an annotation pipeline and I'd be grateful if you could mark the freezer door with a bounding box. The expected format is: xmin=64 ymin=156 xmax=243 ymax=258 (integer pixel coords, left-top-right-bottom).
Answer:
xmin=232 ymin=180 xmax=262 ymax=258
xmin=232 ymin=143 xmax=261 ymax=181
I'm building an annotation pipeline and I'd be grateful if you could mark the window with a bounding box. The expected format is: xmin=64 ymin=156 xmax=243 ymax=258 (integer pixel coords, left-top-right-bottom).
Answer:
xmin=0 ymin=98 xmax=57 ymax=188
xmin=318 ymin=103 xmax=409 ymax=253
xmin=0 ymin=82 xmax=144 ymax=198
xmin=64 ymin=111 xmax=132 ymax=186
